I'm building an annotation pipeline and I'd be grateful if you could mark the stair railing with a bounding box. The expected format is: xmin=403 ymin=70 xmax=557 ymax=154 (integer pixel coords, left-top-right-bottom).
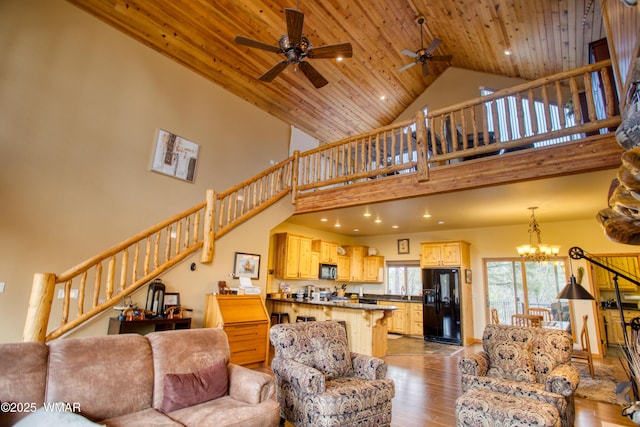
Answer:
xmin=23 ymin=158 xmax=295 ymax=342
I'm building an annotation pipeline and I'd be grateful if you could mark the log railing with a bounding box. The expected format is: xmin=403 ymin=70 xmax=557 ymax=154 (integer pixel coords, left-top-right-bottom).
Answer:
xmin=23 ymin=159 xmax=295 ymax=342
xmin=23 ymin=60 xmax=620 ymax=342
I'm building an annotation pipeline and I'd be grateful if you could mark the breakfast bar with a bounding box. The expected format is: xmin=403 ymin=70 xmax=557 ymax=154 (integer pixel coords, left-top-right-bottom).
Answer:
xmin=267 ymin=297 xmax=397 ymax=357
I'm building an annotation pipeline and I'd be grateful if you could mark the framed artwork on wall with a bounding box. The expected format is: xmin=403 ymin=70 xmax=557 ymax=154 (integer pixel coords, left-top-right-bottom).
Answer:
xmin=465 ymin=269 xmax=472 ymax=284
xmin=233 ymin=252 xmax=261 ymax=279
xmin=151 ymin=129 xmax=199 ymax=183
xmin=397 ymin=239 xmax=410 ymax=254
xmin=163 ymin=292 xmax=180 ymax=313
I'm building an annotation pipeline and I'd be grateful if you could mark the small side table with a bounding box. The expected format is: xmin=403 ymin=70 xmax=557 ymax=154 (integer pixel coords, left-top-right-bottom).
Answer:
xmin=107 ymin=317 xmax=191 ymax=335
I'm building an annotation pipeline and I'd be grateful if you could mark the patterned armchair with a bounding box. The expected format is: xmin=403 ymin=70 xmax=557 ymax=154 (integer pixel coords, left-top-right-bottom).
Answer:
xmin=270 ymin=321 xmax=395 ymax=427
xmin=458 ymin=324 xmax=579 ymax=427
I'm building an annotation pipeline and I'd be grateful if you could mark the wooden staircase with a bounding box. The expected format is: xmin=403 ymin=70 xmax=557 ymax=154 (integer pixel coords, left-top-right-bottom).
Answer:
xmin=23 ymin=60 xmax=623 ymax=342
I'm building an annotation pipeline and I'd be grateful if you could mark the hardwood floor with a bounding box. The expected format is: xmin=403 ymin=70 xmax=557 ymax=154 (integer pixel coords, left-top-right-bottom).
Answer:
xmin=384 ymin=342 xmax=635 ymax=426
xmin=269 ymin=339 xmax=636 ymax=426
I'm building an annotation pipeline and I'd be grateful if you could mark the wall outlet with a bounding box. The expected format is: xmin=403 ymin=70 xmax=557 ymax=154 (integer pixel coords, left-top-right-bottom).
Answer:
xmin=0 ymin=282 xmax=5 ymax=293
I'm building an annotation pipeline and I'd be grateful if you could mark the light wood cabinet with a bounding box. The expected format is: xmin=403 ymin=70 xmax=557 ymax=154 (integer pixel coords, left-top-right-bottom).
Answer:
xmin=363 ymin=256 xmax=384 ymax=282
xmin=343 ymin=246 xmax=384 ymax=283
xmin=312 ymin=240 xmax=339 ymax=264
xmin=274 ymin=233 xmax=317 ymax=280
xmin=408 ymin=303 xmax=423 ymax=336
xmin=420 ymin=242 xmax=463 ymax=267
xmin=604 ymin=309 xmax=640 ymax=345
xmin=344 ymin=246 xmax=367 ymax=282
xmin=590 ymin=254 xmax=640 ymax=291
xmin=380 ymin=301 xmax=407 ymax=334
xmin=203 ymin=294 xmax=269 ymax=367
xmin=336 ymin=254 xmax=350 ymax=281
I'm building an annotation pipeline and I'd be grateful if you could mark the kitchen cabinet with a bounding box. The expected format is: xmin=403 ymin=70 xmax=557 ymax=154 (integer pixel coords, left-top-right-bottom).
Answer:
xmin=274 ymin=233 xmax=317 ymax=280
xmin=312 ymin=240 xmax=339 ymax=264
xmin=380 ymin=301 xmax=407 ymax=334
xmin=590 ymin=254 xmax=640 ymax=291
xmin=344 ymin=246 xmax=367 ymax=282
xmin=604 ymin=309 xmax=640 ymax=346
xmin=420 ymin=242 xmax=467 ymax=267
xmin=336 ymin=254 xmax=350 ymax=281
xmin=363 ymin=256 xmax=384 ymax=282
xmin=408 ymin=303 xmax=423 ymax=336
xmin=203 ymin=294 xmax=269 ymax=367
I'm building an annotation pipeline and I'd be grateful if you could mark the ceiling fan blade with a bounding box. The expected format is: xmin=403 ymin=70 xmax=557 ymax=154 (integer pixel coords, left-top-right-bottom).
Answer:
xmin=299 ymin=61 xmax=329 ymax=88
xmin=398 ymin=61 xmax=418 ymax=72
xmin=424 ymin=38 xmax=442 ymax=55
xmin=308 ymin=42 xmax=353 ymax=59
xmin=422 ymin=62 xmax=430 ymax=76
xmin=285 ymin=8 xmax=304 ymax=46
xmin=429 ymin=55 xmax=453 ymax=62
xmin=401 ymin=49 xmax=419 ymax=59
xmin=234 ymin=35 xmax=280 ymax=53
xmin=258 ymin=60 xmax=289 ymax=82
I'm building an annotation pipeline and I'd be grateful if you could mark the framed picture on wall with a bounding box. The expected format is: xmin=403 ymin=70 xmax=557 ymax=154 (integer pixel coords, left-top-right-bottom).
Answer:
xmin=233 ymin=252 xmax=261 ymax=279
xmin=397 ymin=239 xmax=410 ymax=254
xmin=150 ymin=129 xmax=199 ymax=183
xmin=465 ymin=269 xmax=472 ymax=284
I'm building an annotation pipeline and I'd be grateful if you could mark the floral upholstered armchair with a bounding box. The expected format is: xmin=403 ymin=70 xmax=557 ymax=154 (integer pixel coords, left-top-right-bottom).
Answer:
xmin=458 ymin=324 xmax=580 ymax=427
xmin=270 ymin=321 xmax=395 ymax=427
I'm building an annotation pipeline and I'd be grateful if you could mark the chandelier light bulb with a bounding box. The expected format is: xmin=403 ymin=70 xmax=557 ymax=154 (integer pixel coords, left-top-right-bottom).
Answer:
xmin=515 ymin=207 xmax=559 ymax=263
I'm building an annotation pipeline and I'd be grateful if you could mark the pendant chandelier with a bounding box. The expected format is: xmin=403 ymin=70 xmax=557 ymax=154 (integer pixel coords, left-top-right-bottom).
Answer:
xmin=516 ymin=207 xmax=560 ymax=262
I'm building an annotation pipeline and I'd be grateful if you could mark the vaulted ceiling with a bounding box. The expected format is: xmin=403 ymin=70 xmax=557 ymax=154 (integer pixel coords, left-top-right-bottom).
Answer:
xmin=68 ymin=0 xmax=606 ymax=145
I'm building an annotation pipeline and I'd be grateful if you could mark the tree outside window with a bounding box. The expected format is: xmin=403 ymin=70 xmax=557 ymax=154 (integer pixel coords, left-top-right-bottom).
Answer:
xmin=387 ymin=261 xmax=422 ymax=296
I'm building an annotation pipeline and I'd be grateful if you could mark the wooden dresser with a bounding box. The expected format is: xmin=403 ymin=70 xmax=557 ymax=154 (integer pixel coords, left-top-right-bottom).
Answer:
xmin=203 ymin=294 xmax=269 ymax=368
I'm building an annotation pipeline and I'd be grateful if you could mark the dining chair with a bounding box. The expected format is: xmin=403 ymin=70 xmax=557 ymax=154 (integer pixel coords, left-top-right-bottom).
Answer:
xmin=491 ymin=308 xmax=500 ymax=325
xmin=528 ymin=307 xmax=552 ymax=322
xmin=511 ymin=313 xmax=543 ymax=328
xmin=572 ymin=314 xmax=595 ymax=378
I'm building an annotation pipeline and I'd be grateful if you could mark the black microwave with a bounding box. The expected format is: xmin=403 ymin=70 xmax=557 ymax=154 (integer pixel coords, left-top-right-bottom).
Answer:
xmin=319 ymin=263 xmax=337 ymax=280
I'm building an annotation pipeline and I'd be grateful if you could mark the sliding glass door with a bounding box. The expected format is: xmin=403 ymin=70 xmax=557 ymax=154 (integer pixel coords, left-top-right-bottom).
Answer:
xmin=485 ymin=258 xmax=569 ymax=325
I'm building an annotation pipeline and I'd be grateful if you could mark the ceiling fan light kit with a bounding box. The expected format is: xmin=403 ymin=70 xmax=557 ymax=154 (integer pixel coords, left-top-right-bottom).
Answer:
xmin=398 ymin=14 xmax=452 ymax=77
xmin=234 ymin=7 xmax=352 ymax=88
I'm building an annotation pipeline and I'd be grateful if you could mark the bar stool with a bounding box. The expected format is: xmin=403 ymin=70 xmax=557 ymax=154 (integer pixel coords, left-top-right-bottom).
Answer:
xmin=296 ymin=316 xmax=316 ymax=322
xmin=270 ymin=312 xmax=290 ymax=325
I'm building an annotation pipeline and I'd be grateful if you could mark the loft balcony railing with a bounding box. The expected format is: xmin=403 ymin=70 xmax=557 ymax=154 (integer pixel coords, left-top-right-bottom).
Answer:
xmin=23 ymin=60 xmax=621 ymax=342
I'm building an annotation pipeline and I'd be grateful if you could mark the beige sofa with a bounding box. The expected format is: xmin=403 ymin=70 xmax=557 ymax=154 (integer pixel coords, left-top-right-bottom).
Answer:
xmin=0 ymin=328 xmax=280 ymax=427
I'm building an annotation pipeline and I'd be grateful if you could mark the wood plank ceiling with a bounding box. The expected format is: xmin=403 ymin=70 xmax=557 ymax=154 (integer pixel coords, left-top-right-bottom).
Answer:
xmin=67 ymin=0 xmax=605 ymax=145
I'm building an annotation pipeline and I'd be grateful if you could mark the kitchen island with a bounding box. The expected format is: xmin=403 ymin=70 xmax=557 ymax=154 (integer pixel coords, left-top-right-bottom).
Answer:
xmin=267 ymin=297 xmax=396 ymax=357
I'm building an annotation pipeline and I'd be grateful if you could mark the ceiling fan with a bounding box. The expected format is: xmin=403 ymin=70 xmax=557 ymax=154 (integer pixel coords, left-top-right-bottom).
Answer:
xmin=398 ymin=15 xmax=452 ymax=76
xmin=234 ymin=7 xmax=352 ymax=88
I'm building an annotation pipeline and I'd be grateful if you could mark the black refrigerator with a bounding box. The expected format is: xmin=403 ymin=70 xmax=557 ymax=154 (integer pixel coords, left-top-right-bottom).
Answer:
xmin=422 ymin=268 xmax=461 ymax=345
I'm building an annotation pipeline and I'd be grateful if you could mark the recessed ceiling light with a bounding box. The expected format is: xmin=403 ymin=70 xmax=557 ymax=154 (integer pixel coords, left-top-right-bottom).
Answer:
xmin=375 ymin=217 xmax=382 ymax=224
xmin=336 ymin=57 xmax=344 ymax=62
xmin=380 ymin=95 xmax=386 ymax=101
xmin=334 ymin=221 xmax=341 ymax=228
xmin=320 ymin=218 xmax=328 ymax=222
xmin=438 ymin=221 xmax=445 ymax=225
xmin=504 ymin=48 xmax=512 ymax=56
xmin=363 ymin=211 xmax=372 ymax=217
xmin=423 ymin=213 xmax=432 ymax=218
xmin=392 ymin=225 xmax=399 ymax=229
xmin=353 ymin=228 xmax=359 ymax=232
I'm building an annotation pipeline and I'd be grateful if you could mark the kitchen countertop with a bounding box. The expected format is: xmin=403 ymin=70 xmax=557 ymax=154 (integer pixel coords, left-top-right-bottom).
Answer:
xmin=267 ymin=297 xmax=397 ymax=311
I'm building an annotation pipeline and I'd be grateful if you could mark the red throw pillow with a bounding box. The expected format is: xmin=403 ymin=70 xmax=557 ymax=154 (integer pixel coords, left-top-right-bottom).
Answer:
xmin=159 ymin=359 xmax=229 ymax=413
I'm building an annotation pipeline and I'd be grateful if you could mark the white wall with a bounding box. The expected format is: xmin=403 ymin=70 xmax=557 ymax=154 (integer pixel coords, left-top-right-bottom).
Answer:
xmin=0 ymin=0 xmax=291 ymax=343
xmin=394 ymin=66 xmax=528 ymax=121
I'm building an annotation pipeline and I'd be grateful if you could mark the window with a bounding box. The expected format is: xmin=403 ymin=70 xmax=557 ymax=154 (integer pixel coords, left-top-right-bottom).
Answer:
xmin=485 ymin=258 xmax=569 ymax=324
xmin=387 ymin=261 xmax=421 ymax=296
xmin=480 ymin=88 xmax=579 ymax=148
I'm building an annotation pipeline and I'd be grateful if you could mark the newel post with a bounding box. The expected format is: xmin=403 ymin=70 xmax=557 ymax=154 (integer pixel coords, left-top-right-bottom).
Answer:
xmin=200 ymin=189 xmax=216 ymax=263
xmin=23 ymin=273 xmax=56 ymax=342
xmin=414 ymin=109 xmax=430 ymax=182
